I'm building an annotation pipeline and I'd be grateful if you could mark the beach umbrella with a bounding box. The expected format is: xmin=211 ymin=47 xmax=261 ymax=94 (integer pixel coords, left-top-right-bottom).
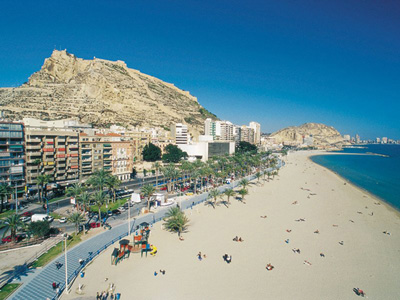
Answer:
xmin=140 ymin=222 xmax=149 ymax=227
xmin=119 ymin=239 xmax=129 ymax=245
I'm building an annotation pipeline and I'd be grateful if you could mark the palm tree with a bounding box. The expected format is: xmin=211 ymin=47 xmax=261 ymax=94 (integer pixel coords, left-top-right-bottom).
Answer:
xmin=68 ymin=212 xmax=86 ymax=234
xmin=162 ymin=165 xmax=179 ymax=193
xmin=66 ymin=183 xmax=84 ymax=208
xmin=208 ymin=189 xmax=220 ymax=208
xmin=267 ymin=171 xmax=272 ymax=181
xmin=191 ymin=169 xmax=201 ymax=194
xmin=0 ymin=214 xmax=25 ymax=241
xmin=0 ymin=183 xmax=12 ymax=213
xmin=223 ymin=188 xmax=236 ymax=204
xmin=164 ymin=206 xmax=181 ymax=219
xmin=141 ymin=184 xmax=156 ymax=212
xmin=255 ymin=172 xmax=262 ymax=185
xmin=239 ymin=178 xmax=249 ymax=190
xmin=36 ymin=174 xmax=51 ymax=203
xmin=238 ymin=188 xmax=248 ymax=203
xmin=163 ymin=209 xmax=189 ymax=237
xmin=77 ymin=192 xmax=90 ymax=216
xmin=152 ymin=162 xmax=161 ymax=188
xmin=105 ymin=175 xmax=121 ymax=203
xmin=87 ymin=169 xmax=110 ymax=191
xmin=91 ymin=191 xmax=108 ymax=223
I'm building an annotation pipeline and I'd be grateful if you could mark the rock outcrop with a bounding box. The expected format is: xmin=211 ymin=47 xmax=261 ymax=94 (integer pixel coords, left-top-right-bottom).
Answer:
xmin=0 ymin=50 xmax=217 ymax=136
xmin=270 ymin=123 xmax=344 ymax=146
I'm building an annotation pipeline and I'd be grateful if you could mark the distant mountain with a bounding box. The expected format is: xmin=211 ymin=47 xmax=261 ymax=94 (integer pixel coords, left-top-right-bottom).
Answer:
xmin=270 ymin=123 xmax=344 ymax=146
xmin=0 ymin=50 xmax=217 ymax=136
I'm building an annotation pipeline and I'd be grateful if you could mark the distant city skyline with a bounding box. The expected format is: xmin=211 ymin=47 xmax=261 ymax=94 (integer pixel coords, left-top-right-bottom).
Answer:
xmin=0 ymin=0 xmax=399 ymax=139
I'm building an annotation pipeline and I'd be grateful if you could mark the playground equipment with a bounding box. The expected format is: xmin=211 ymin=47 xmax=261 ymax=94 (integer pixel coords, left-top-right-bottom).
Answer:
xmin=141 ymin=243 xmax=157 ymax=257
xmin=111 ymin=240 xmax=135 ymax=265
xmin=150 ymin=245 xmax=157 ymax=256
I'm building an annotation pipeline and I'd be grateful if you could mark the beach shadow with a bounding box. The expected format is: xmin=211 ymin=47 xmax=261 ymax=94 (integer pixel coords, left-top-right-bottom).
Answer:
xmin=218 ymin=200 xmax=230 ymax=208
xmin=204 ymin=200 xmax=216 ymax=209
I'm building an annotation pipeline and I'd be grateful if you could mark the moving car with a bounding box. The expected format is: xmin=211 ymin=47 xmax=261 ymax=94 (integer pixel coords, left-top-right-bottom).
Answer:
xmin=21 ymin=216 xmax=31 ymax=222
xmin=58 ymin=217 xmax=67 ymax=223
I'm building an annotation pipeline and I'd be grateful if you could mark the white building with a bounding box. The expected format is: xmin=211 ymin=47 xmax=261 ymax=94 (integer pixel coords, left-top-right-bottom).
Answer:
xmin=343 ymin=134 xmax=351 ymax=141
xmin=240 ymin=125 xmax=255 ymax=144
xmin=171 ymin=123 xmax=189 ymax=145
xmin=204 ymin=119 xmax=234 ymax=141
xmin=249 ymin=121 xmax=261 ymax=144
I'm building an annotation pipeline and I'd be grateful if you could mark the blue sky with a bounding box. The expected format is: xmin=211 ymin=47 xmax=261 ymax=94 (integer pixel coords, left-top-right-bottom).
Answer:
xmin=0 ymin=0 xmax=399 ymax=139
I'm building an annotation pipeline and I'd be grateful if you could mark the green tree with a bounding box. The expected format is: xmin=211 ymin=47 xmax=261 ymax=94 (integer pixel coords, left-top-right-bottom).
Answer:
xmin=77 ymin=192 xmax=90 ymax=216
xmin=239 ymin=178 xmax=249 ymax=189
xmin=164 ymin=206 xmax=181 ymax=219
xmin=162 ymin=165 xmax=180 ymax=193
xmin=163 ymin=208 xmax=189 ymax=237
xmin=238 ymin=188 xmax=248 ymax=203
xmin=68 ymin=212 xmax=86 ymax=234
xmin=223 ymin=188 xmax=236 ymax=204
xmin=27 ymin=220 xmax=50 ymax=238
xmin=87 ymin=169 xmax=110 ymax=192
xmin=235 ymin=141 xmax=257 ymax=154
xmin=36 ymin=174 xmax=51 ymax=203
xmin=208 ymin=189 xmax=220 ymax=208
xmin=255 ymin=172 xmax=262 ymax=184
xmin=152 ymin=162 xmax=161 ymax=187
xmin=91 ymin=191 xmax=108 ymax=222
xmin=0 ymin=183 xmax=12 ymax=213
xmin=66 ymin=183 xmax=84 ymax=207
xmin=142 ymin=143 xmax=162 ymax=162
xmin=141 ymin=184 xmax=156 ymax=212
xmin=105 ymin=175 xmax=121 ymax=203
xmin=0 ymin=214 xmax=25 ymax=241
xmin=162 ymin=144 xmax=188 ymax=163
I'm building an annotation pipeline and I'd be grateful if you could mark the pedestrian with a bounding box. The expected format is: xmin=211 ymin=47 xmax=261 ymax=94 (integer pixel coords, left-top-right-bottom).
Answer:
xmin=52 ymin=282 xmax=57 ymax=290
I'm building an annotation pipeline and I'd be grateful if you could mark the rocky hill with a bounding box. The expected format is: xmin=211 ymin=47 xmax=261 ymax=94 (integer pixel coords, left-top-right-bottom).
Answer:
xmin=270 ymin=123 xmax=344 ymax=146
xmin=0 ymin=50 xmax=217 ymax=136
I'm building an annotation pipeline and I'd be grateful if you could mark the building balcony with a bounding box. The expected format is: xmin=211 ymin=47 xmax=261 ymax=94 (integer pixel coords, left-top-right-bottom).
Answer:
xmin=27 ymin=138 xmax=41 ymax=143
xmin=26 ymin=145 xmax=41 ymax=150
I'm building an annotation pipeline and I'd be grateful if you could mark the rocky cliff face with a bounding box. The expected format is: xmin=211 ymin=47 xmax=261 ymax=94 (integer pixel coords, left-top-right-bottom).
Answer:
xmin=270 ymin=123 xmax=344 ymax=146
xmin=0 ymin=50 xmax=217 ymax=136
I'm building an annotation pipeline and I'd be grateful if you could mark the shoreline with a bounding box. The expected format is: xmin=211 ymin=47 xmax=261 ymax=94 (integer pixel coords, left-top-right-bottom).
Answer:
xmin=308 ymin=152 xmax=400 ymax=216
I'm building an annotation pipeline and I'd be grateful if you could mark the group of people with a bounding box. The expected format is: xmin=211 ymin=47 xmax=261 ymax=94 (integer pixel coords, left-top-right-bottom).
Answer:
xmin=154 ymin=269 xmax=166 ymax=276
xmin=223 ymin=254 xmax=232 ymax=264
xmin=232 ymin=236 xmax=244 ymax=242
xmin=96 ymin=291 xmax=117 ymax=300
xmin=197 ymin=251 xmax=207 ymax=261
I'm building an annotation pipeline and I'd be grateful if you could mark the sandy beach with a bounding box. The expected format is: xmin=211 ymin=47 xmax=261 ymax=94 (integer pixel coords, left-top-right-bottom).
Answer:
xmin=64 ymin=151 xmax=400 ymax=300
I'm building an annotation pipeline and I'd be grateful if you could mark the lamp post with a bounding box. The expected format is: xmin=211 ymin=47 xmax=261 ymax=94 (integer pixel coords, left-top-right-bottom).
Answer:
xmin=64 ymin=233 xmax=69 ymax=294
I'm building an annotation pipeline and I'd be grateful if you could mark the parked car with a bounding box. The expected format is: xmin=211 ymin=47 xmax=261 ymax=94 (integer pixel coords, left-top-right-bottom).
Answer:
xmin=58 ymin=217 xmax=67 ymax=223
xmin=112 ymin=209 xmax=121 ymax=215
xmin=22 ymin=211 xmax=33 ymax=217
xmin=117 ymin=207 xmax=126 ymax=212
xmin=107 ymin=211 xmax=113 ymax=217
xmin=2 ymin=234 xmax=25 ymax=243
xmin=89 ymin=222 xmax=101 ymax=228
xmin=21 ymin=216 xmax=31 ymax=222
xmin=46 ymin=216 xmax=54 ymax=223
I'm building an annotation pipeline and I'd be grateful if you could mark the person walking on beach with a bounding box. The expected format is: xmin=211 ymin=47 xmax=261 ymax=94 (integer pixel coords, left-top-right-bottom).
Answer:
xmin=197 ymin=252 xmax=202 ymax=261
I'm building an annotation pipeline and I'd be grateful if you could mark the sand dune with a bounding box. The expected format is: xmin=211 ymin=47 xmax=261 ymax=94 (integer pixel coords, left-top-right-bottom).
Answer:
xmin=64 ymin=151 xmax=400 ymax=300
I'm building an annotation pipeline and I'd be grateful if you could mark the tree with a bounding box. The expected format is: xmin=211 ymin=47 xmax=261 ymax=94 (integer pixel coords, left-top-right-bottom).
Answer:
xmin=91 ymin=191 xmax=108 ymax=223
xmin=162 ymin=165 xmax=180 ymax=193
xmin=36 ymin=174 xmax=51 ymax=203
xmin=152 ymin=162 xmax=161 ymax=187
xmin=142 ymin=143 xmax=162 ymax=162
xmin=27 ymin=220 xmax=50 ymax=238
xmin=66 ymin=183 xmax=84 ymax=201
xmin=162 ymin=144 xmax=188 ymax=163
xmin=0 ymin=214 xmax=25 ymax=241
xmin=87 ymin=169 xmax=110 ymax=191
xmin=223 ymin=188 xmax=236 ymax=204
xmin=105 ymin=175 xmax=121 ymax=203
xmin=141 ymin=184 xmax=156 ymax=212
xmin=164 ymin=206 xmax=181 ymax=219
xmin=255 ymin=172 xmax=262 ymax=184
xmin=236 ymin=141 xmax=257 ymax=154
xmin=0 ymin=183 xmax=12 ymax=213
xmin=208 ymin=189 xmax=220 ymax=208
xmin=238 ymin=188 xmax=248 ymax=203
xmin=239 ymin=178 xmax=249 ymax=190
xmin=68 ymin=213 xmax=86 ymax=234
xmin=163 ymin=207 xmax=189 ymax=237
xmin=77 ymin=192 xmax=90 ymax=216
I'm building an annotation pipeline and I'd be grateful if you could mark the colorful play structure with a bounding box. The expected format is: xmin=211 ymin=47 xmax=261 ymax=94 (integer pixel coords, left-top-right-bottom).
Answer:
xmin=111 ymin=222 xmax=157 ymax=265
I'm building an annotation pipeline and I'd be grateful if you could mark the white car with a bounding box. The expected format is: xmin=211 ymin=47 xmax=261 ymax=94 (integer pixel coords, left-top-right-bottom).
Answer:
xmin=58 ymin=217 xmax=67 ymax=223
xmin=45 ymin=216 xmax=54 ymax=223
xmin=21 ymin=216 xmax=31 ymax=222
xmin=117 ymin=206 xmax=126 ymax=212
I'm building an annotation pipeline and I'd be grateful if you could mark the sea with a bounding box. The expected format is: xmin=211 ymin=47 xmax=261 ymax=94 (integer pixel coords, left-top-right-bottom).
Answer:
xmin=310 ymin=144 xmax=400 ymax=211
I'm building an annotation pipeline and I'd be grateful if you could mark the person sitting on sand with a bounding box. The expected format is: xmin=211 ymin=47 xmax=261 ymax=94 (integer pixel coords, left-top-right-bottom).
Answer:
xmin=303 ymin=260 xmax=312 ymax=266
xmin=314 ymin=230 xmax=319 ymax=234
xmin=285 ymin=239 xmax=289 ymax=244
xmin=233 ymin=236 xmax=238 ymax=241
xmin=339 ymin=241 xmax=344 ymax=245
xmin=286 ymin=229 xmax=292 ymax=233
xmin=292 ymin=201 xmax=298 ymax=205
xmin=260 ymin=215 xmax=267 ymax=218
xmin=266 ymin=263 xmax=274 ymax=271
xmin=197 ymin=252 xmax=202 ymax=261
xmin=238 ymin=237 xmax=243 ymax=242
xmin=226 ymin=255 xmax=232 ymax=264
xmin=179 ymin=236 xmax=184 ymax=241
xmin=320 ymin=253 xmax=325 ymax=257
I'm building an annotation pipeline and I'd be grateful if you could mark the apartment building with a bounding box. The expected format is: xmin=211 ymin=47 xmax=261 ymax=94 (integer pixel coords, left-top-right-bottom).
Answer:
xmin=25 ymin=129 xmax=79 ymax=188
xmin=249 ymin=121 xmax=261 ymax=144
xmin=171 ymin=123 xmax=189 ymax=145
xmin=0 ymin=122 xmax=25 ymax=201
xmin=240 ymin=126 xmax=255 ymax=144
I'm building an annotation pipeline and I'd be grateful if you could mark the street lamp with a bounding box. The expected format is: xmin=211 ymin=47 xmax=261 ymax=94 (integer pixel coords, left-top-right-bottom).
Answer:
xmin=64 ymin=233 xmax=69 ymax=295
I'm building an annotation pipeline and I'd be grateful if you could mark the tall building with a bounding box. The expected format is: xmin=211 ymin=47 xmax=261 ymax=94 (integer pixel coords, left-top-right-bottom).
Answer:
xmin=171 ymin=123 xmax=189 ymax=145
xmin=343 ymin=135 xmax=351 ymax=141
xmin=355 ymin=134 xmax=360 ymax=143
xmin=376 ymin=137 xmax=381 ymax=143
xmin=249 ymin=121 xmax=261 ymax=144
xmin=25 ymin=129 xmax=79 ymax=188
xmin=0 ymin=122 xmax=25 ymax=201
xmin=204 ymin=119 xmax=234 ymax=141
xmin=382 ymin=137 xmax=388 ymax=144
xmin=240 ymin=126 xmax=255 ymax=144
xmin=204 ymin=118 xmax=216 ymax=137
